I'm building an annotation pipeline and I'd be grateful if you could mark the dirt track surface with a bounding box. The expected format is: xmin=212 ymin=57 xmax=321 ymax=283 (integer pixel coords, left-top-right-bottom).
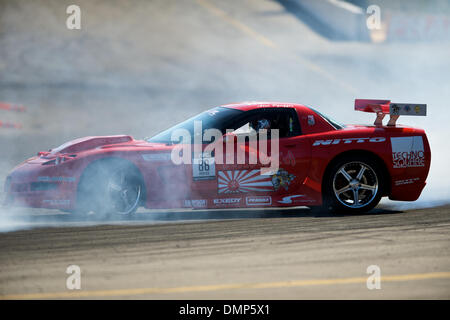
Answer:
xmin=0 ymin=205 xmax=449 ymax=299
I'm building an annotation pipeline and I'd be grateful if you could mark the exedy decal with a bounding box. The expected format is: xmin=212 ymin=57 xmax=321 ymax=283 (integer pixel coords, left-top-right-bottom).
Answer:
xmin=313 ymin=137 xmax=386 ymax=146
xmin=213 ymin=198 xmax=241 ymax=205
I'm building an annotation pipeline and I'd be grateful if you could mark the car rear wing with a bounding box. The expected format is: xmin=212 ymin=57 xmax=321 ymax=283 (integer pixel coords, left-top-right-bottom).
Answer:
xmin=355 ymin=99 xmax=427 ymax=126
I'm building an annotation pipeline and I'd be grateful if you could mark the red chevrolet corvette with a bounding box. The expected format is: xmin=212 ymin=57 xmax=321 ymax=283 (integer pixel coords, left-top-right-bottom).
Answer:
xmin=4 ymin=99 xmax=430 ymax=215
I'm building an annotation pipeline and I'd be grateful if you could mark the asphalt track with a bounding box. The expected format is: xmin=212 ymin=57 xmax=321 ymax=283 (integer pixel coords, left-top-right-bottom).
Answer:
xmin=1 ymin=0 xmax=450 ymax=299
xmin=0 ymin=204 xmax=449 ymax=299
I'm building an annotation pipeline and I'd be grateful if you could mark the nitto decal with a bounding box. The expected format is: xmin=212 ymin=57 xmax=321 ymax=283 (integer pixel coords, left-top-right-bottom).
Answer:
xmin=312 ymin=137 xmax=386 ymax=146
xmin=246 ymin=196 xmax=272 ymax=206
xmin=213 ymin=198 xmax=241 ymax=205
xmin=278 ymin=195 xmax=304 ymax=204
xmin=218 ymin=170 xmax=273 ymax=193
xmin=391 ymin=136 xmax=425 ymax=168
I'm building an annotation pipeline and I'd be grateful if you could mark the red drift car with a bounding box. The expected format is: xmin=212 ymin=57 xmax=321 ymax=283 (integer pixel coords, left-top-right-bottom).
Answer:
xmin=4 ymin=99 xmax=430 ymax=215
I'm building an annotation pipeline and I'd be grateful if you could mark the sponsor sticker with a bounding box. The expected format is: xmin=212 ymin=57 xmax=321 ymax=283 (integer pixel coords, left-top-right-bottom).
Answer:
xmin=246 ymin=196 xmax=272 ymax=206
xmin=394 ymin=177 xmax=420 ymax=186
xmin=391 ymin=136 xmax=425 ymax=168
xmin=271 ymin=168 xmax=295 ymax=191
xmin=42 ymin=199 xmax=71 ymax=206
xmin=213 ymin=198 xmax=241 ymax=205
xmin=313 ymin=137 xmax=386 ymax=146
xmin=191 ymin=199 xmax=207 ymax=208
xmin=278 ymin=195 xmax=304 ymax=204
xmin=38 ymin=176 xmax=75 ymax=182
xmin=141 ymin=153 xmax=172 ymax=161
xmin=184 ymin=199 xmax=207 ymax=208
xmin=390 ymin=103 xmax=426 ymax=116
xmin=218 ymin=170 xmax=273 ymax=193
xmin=218 ymin=169 xmax=295 ymax=193
xmin=193 ymin=153 xmax=216 ymax=180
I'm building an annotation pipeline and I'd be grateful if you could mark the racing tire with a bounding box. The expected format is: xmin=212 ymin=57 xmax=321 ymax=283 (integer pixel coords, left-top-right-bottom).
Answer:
xmin=76 ymin=158 xmax=144 ymax=217
xmin=322 ymin=155 xmax=384 ymax=214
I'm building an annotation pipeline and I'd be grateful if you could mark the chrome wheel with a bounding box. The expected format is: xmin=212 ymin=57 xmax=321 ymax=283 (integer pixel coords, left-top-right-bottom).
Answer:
xmin=332 ymin=161 xmax=378 ymax=209
xmin=106 ymin=170 xmax=141 ymax=215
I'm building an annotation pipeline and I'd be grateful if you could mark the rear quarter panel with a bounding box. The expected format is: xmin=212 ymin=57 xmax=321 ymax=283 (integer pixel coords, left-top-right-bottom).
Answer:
xmin=306 ymin=126 xmax=430 ymax=203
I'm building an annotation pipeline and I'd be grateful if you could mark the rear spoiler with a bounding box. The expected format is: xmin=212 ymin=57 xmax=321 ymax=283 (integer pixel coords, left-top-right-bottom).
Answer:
xmin=355 ymin=99 xmax=427 ymax=126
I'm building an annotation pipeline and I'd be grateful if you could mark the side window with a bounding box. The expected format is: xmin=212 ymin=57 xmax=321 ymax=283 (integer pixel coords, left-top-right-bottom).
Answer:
xmin=228 ymin=108 xmax=301 ymax=138
xmin=274 ymin=109 xmax=302 ymax=138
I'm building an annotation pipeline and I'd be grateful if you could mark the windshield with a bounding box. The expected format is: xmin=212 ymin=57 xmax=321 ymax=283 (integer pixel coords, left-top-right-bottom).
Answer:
xmin=309 ymin=107 xmax=345 ymax=129
xmin=147 ymin=107 xmax=244 ymax=143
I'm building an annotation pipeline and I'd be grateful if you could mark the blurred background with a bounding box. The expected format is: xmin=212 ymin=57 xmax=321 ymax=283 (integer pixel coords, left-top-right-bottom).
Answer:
xmin=1 ymin=0 xmax=450 ymax=209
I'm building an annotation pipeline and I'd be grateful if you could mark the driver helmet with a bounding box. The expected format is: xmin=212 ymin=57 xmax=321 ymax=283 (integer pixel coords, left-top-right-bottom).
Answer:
xmin=256 ymin=119 xmax=270 ymax=130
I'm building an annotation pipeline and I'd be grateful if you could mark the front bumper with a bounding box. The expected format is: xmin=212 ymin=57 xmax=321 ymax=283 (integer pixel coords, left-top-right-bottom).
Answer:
xmin=4 ymin=160 xmax=78 ymax=210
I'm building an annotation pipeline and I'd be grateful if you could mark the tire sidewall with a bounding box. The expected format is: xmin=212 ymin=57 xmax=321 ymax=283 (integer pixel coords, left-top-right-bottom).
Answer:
xmin=76 ymin=158 xmax=142 ymax=217
xmin=323 ymin=155 xmax=384 ymax=214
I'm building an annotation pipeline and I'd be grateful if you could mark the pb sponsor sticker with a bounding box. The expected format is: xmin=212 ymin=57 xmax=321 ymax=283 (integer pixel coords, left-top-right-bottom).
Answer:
xmin=391 ymin=136 xmax=425 ymax=168
xmin=246 ymin=196 xmax=272 ymax=206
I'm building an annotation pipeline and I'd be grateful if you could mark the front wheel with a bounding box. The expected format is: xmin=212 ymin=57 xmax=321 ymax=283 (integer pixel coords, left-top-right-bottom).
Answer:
xmin=102 ymin=168 xmax=142 ymax=215
xmin=76 ymin=159 xmax=143 ymax=217
xmin=322 ymin=156 xmax=384 ymax=214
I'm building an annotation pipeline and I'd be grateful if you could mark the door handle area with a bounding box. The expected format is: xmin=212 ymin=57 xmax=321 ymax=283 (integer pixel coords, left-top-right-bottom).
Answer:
xmin=285 ymin=144 xmax=297 ymax=148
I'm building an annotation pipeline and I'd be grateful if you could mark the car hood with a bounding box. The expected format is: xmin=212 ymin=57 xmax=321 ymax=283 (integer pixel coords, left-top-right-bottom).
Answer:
xmin=48 ymin=135 xmax=135 ymax=154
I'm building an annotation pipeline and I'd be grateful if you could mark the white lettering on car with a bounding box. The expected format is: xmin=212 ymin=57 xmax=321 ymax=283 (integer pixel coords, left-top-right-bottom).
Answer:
xmin=391 ymin=136 xmax=425 ymax=168
xmin=213 ymin=198 xmax=241 ymax=205
xmin=312 ymin=137 xmax=386 ymax=146
xmin=278 ymin=195 xmax=304 ymax=204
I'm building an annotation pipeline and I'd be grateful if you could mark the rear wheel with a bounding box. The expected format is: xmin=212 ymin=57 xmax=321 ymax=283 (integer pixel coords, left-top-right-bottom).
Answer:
xmin=76 ymin=159 xmax=143 ymax=217
xmin=322 ymin=156 xmax=384 ymax=214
